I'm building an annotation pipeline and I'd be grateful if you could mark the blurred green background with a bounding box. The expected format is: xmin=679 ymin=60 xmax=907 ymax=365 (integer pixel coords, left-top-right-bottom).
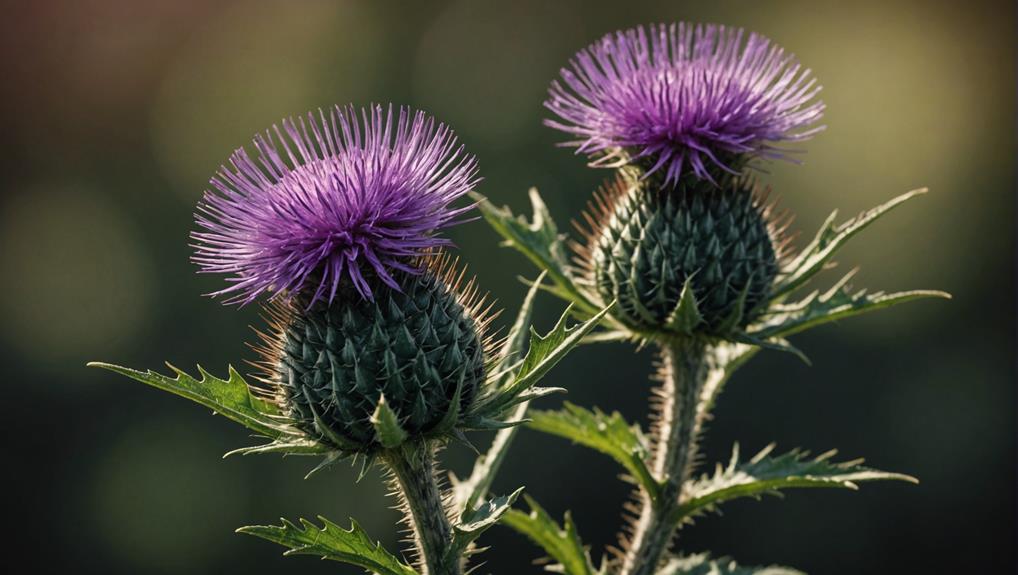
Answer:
xmin=3 ymin=0 xmax=1014 ymax=573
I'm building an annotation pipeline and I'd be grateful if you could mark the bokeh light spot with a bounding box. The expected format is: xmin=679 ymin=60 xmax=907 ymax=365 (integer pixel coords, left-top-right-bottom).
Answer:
xmin=0 ymin=186 xmax=154 ymax=363
xmin=87 ymin=419 xmax=252 ymax=573
xmin=151 ymin=1 xmax=386 ymax=201
xmin=413 ymin=0 xmax=586 ymax=149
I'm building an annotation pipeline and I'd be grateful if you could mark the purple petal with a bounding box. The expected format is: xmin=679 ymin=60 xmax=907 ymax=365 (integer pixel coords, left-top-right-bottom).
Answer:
xmin=545 ymin=22 xmax=826 ymax=185
xmin=191 ymin=104 xmax=480 ymax=306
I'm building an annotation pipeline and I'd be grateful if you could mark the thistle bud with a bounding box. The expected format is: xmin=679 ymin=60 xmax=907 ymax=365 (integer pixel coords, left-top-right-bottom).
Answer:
xmin=192 ymin=103 xmax=490 ymax=451
xmin=584 ymin=171 xmax=779 ymax=336
xmin=269 ymin=257 xmax=491 ymax=450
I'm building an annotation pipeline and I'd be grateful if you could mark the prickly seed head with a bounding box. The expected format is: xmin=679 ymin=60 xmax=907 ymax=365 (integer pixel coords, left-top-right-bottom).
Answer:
xmin=256 ymin=255 xmax=492 ymax=451
xmin=582 ymin=171 xmax=781 ymax=337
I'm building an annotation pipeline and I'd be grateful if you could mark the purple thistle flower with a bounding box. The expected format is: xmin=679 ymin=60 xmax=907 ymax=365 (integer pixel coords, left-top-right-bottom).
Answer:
xmin=192 ymin=104 xmax=479 ymax=305
xmin=545 ymin=23 xmax=825 ymax=184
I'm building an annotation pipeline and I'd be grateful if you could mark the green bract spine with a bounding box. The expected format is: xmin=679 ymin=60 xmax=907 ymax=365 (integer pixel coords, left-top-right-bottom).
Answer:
xmin=586 ymin=170 xmax=780 ymax=337
xmin=267 ymin=257 xmax=489 ymax=452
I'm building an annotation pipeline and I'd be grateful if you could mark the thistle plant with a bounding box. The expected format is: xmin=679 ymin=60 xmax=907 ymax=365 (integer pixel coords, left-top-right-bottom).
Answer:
xmin=90 ymin=104 xmax=609 ymax=575
xmin=476 ymin=23 xmax=949 ymax=574
xmin=87 ymin=22 xmax=948 ymax=575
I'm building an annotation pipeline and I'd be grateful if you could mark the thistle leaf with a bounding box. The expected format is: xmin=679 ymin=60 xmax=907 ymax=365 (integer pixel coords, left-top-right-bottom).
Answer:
xmin=494 ymin=271 xmax=546 ymax=386
xmin=370 ymin=395 xmax=408 ymax=449
xmin=527 ymin=402 xmax=658 ymax=500
xmin=581 ymin=330 xmax=634 ymax=344
xmin=237 ymin=517 xmax=416 ymax=575
xmin=87 ymin=362 xmax=327 ymax=452
xmin=752 ymin=270 xmax=950 ymax=339
xmin=658 ymin=553 xmax=803 ymax=575
xmin=448 ymin=487 xmax=525 ymax=560
xmin=511 ymin=304 xmax=611 ymax=396
xmin=698 ymin=342 xmax=759 ymax=415
xmin=455 ymin=274 xmax=559 ymax=511
xmin=470 ymin=302 xmax=612 ymax=419
xmin=672 ymin=443 xmax=917 ymax=524
xmin=501 ymin=495 xmax=598 ymax=575
xmin=729 ymin=333 xmax=811 ymax=366
xmin=473 ymin=189 xmax=600 ymax=315
xmin=772 ymin=188 xmax=927 ymax=299
xmin=224 ymin=440 xmax=342 ymax=459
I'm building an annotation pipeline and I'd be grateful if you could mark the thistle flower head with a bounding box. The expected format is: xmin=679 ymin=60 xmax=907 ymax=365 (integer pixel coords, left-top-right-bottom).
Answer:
xmin=192 ymin=104 xmax=479 ymax=306
xmin=546 ymin=23 xmax=825 ymax=184
xmin=252 ymin=253 xmax=498 ymax=452
xmin=578 ymin=172 xmax=793 ymax=336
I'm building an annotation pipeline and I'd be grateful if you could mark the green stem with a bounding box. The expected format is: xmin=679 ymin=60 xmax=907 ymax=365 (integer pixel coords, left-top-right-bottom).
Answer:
xmin=621 ymin=338 xmax=710 ymax=575
xmin=385 ymin=442 xmax=461 ymax=575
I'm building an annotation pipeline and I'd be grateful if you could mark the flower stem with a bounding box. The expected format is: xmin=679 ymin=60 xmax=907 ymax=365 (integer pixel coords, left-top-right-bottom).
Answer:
xmin=384 ymin=442 xmax=460 ymax=575
xmin=621 ymin=338 xmax=710 ymax=575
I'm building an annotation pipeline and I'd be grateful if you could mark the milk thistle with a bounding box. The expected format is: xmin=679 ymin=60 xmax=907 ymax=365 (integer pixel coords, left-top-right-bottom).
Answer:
xmin=477 ymin=22 xmax=949 ymax=574
xmin=91 ymin=104 xmax=609 ymax=575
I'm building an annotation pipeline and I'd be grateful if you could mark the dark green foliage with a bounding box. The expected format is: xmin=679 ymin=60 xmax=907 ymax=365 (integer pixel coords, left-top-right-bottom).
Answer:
xmin=659 ymin=553 xmax=803 ymax=575
xmin=278 ymin=267 xmax=487 ymax=450
xmin=674 ymin=443 xmax=917 ymax=524
xmin=85 ymin=362 xmax=331 ymax=455
xmin=238 ymin=517 xmax=417 ymax=575
xmin=502 ymin=495 xmax=599 ymax=575
xmin=589 ymin=173 xmax=778 ymax=336
xmin=527 ymin=402 xmax=658 ymax=500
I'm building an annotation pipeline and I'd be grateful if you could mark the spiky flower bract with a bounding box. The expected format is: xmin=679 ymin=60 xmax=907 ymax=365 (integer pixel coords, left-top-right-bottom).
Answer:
xmin=577 ymin=170 xmax=791 ymax=336
xmin=192 ymin=104 xmax=479 ymax=305
xmin=252 ymin=253 xmax=497 ymax=453
xmin=546 ymin=22 xmax=824 ymax=184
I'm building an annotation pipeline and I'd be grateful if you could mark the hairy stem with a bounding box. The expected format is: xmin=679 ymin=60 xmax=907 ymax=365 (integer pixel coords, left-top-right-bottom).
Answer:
xmin=621 ymin=338 xmax=710 ymax=575
xmin=385 ymin=443 xmax=460 ymax=575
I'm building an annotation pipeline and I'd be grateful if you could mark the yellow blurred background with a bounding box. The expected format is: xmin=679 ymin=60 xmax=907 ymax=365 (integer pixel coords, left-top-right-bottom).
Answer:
xmin=2 ymin=1 xmax=1013 ymax=573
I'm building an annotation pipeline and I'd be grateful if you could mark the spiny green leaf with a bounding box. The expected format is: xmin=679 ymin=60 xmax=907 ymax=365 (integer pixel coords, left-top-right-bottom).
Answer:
xmin=453 ymin=413 xmax=526 ymax=509
xmin=519 ymin=275 xmax=601 ymax=322
xmin=729 ymin=333 xmax=811 ymax=366
xmin=581 ymin=330 xmax=634 ymax=344
xmin=698 ymin=342 xmax=758 ymax=416
xmin=752 ymin=268 xmax=950 ymax=339
xmin=527 ymin=402 xmax=658 ymax=500
xmin=672 ymin=443 xmax=917 ymax=524
xmin=473 ymin=189 xmax=600 ymax=315
xmin=658 ymin=553 xmax=804 ymax=575
xmin=87 ymin=362 xmax=323 ymax=448
xmin=448 ymin=487 xmax=525 ymax=560
xmin=224 ymin=440 xmax=342 ymax=459
xmin=454 ymin=274 xmax=549 ymax=511
xmin=772 ymin=188 xmax=927 ymax=299
xmin=512 ymin=304 xmax=612 ymax=394
xmin=237 ymin=517 xmax=416 ymax=575
xmin=494 ymin=271 xmax=546 ymax=386
xmin=471 ymin=302 xmax=612 ymax=419
xmin=501 ymin=495 xmax=598 ymax=575
xmin=665 ymin=277 xmax=703 ymax=335
xmin=370 ymin=395 xmax=408 ymax=449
